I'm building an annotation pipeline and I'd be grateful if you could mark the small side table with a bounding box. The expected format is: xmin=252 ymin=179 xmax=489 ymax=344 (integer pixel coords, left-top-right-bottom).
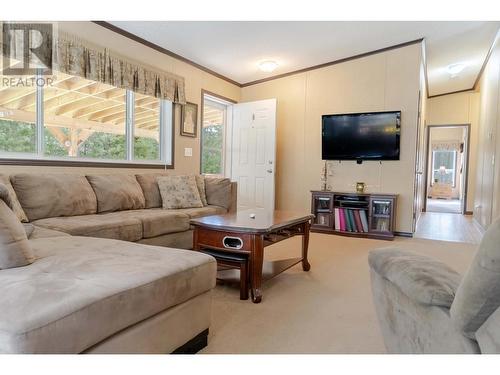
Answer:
xmin=201 ymin=248 xmax=250 ymax=300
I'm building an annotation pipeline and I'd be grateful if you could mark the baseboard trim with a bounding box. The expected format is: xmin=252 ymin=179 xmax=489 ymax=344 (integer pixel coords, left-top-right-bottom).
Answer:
xmin=394 ymin=231 xmax=413 ymax=238
xmin=171 ymin=329 xmax=208 ymax=354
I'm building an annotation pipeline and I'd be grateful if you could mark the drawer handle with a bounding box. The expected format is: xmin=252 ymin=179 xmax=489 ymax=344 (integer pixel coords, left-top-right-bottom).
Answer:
xmin=222 ymin=236 xmax=243 ymax=250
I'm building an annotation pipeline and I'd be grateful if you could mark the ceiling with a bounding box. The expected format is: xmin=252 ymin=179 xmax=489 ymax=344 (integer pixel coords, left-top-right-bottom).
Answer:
xmin=109 ymin=21 xmax=499 ymax=96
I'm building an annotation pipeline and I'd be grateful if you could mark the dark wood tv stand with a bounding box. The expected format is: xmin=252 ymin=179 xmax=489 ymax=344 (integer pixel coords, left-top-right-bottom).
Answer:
xmin=311 ymin=191 xmax=397 ymax=240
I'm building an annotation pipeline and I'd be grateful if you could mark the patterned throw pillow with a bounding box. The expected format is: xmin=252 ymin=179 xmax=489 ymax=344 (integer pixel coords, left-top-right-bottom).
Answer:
xmin=157 ymin=175 xmax=204 ymax=209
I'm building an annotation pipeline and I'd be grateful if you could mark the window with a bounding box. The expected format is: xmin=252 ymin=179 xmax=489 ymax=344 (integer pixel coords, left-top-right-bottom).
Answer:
xmin=432 ymin=150 xmax=457 ymax=187
xmin=133 ymin=93 xmax=161 ymax=161
xmin=201 ymin=97 xmax=227 ymax=175
xmin=0 ymin=74 xmax=37 ymax=156
xmin=0 ymin=71 xmax=173 ymax=167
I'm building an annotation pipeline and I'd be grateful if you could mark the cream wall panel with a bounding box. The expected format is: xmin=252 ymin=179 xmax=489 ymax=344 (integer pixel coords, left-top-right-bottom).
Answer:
xmin=1 ymin=21 xmax=241 ymax=177
xmin=302 ymin=55 xmax=387 ymax=213
xmin=381 ymin=46 xmax=421 ymax=232
xmin=414 ymin=57 xmax=428 ymax=226
xmin=490 ymin=43 xmax=500 ymax=222
xmin=474 ymin=38 xmax=500 ymax=229
xmin=242 ymin=43 xmax=422 ymax=233
xmin=427 ymin=92 xmax=474 ymax=125
xmin=468 ymin=93 xmax=480 ymax=213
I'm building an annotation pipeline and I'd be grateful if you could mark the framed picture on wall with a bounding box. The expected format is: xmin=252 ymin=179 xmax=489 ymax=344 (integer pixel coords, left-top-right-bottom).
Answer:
xmin=181 ymin=102 xmax=198 ymax=137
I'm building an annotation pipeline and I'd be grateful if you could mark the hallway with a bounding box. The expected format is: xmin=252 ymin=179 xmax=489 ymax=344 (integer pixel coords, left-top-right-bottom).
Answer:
xmin=426 ymin=198 xmax=461 ymax=214
xmin=414 ymin=212 xmax=483 ymax=244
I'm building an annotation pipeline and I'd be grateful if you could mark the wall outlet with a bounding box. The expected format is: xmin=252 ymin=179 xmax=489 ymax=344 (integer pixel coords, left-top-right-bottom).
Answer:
xmin=184 ymin=147 xmax=192 ymax=157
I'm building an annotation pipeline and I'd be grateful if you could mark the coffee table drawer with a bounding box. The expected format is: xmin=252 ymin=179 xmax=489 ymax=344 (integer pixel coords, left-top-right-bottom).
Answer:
xmin=196 ymin=228 xmax=253 ymax=252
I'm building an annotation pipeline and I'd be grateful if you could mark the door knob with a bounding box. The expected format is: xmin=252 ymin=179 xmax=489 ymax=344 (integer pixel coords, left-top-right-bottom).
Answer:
xmin=267 ymin=169 xmax=273 ymax=173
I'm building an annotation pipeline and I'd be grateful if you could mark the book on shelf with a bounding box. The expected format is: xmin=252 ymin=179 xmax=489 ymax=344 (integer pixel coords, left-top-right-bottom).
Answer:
xmin=334 ymin=208 xmax=340 ymax=230
xmin=344 ymin=209 xmax=352 ymax=232
xmin=339 ymin=208 xmax=346 ymax=231
xmin=359 ymin=210 xmax=369 ymax=232
xmin=336 ymin=208 xmax=370 ymax=233
xmin=347 ymin=209 xmax=357 ymax=232
xmin=353 ymin=210 xmax=364 ymax=233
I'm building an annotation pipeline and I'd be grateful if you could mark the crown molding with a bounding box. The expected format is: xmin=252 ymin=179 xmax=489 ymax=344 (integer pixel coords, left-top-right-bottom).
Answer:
xmin=92 ymin=21 xmax=243 ymax=88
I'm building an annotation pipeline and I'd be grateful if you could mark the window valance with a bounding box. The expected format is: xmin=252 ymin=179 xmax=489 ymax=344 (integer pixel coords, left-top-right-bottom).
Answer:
xmin=1 ymin=23 xmax=186 ymax=104
xmin=431 ymin=140 xmax=461 ymax=151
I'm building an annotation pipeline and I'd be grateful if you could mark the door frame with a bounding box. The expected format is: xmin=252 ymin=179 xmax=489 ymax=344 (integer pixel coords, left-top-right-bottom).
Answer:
xmin=199 ymin=89 xmax=237 ymax=176
xmin=423 ymin=123 xmax=471 ymax=214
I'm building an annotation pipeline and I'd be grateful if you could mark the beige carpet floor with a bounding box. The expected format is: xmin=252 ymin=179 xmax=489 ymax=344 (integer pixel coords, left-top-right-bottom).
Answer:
xmin=202 ymin=233 xmax=478 ymax=354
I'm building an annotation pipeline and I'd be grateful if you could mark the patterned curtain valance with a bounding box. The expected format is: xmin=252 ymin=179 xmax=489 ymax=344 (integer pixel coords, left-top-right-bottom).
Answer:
xmin=431 ymin=140 xmax=461 ymax=151
xmin=1 ymin=23 xmax=186 ymax=104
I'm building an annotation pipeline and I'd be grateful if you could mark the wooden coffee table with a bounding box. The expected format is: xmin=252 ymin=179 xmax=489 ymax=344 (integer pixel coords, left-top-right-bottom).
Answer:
xmin=191 ymin=210 xmax=314 ymax=303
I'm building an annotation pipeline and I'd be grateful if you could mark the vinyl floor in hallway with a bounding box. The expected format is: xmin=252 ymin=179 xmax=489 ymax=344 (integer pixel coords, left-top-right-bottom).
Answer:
xmin=414 ymin=212 xmax=483 ymax=244
xmin=426 ymin=198 xmax=461 ymax=214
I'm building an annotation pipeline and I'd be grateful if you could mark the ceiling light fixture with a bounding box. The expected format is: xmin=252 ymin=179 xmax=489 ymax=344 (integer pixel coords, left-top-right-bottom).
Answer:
xmin=447 ymin=63 xmax=466 ymax=77
xmin=259 ymin=60 xmax=278 ymax=73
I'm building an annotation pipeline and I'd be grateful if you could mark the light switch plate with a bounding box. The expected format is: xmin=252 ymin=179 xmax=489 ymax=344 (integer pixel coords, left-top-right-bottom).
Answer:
xmin=184 ymin=147 xmax=193 ymax=157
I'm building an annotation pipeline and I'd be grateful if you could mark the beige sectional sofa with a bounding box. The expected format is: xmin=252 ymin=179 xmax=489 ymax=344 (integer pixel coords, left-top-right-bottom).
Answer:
xmin=0 ymin=173 xmax=237 ymax=354
xmin=8 ymin=173 xmax=236 ymax=249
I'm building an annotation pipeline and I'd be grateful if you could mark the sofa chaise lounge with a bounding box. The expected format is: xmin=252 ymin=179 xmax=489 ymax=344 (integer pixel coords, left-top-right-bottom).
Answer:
xmin=369 ymin=217 xmax=500 ymax=353
xmin=0 ymin=173 xmax=237 ymax=354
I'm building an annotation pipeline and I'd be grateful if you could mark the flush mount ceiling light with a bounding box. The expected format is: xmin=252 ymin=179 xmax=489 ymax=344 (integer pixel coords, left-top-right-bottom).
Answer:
xmin=447 ymin=63 xmax=466 ymax=77
xmin=258 ymin=60 xmax=279 ymax=73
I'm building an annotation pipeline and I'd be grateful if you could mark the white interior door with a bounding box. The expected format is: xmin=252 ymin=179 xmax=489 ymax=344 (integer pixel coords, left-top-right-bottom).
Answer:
xmin=231 ymin=99 xmax=277 ymax=211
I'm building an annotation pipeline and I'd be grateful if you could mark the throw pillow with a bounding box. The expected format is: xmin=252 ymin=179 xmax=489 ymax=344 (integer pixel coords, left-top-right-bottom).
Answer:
xmin=135 ymin=174 xmax=163 ymax=208
xmin=0 ymin=174 xmax=29 ymax=223
xmin=195 ymin=175 xmax=208 ymax=206
xmin=451 ymin=216 xmax=500 ymax=338
xmin=0 ymin=184 xmax=35 ymax=269
xmin=205 ymin=177 xmax=232 ymax=209
xmin=86 ymin=175 xmax=145 ymax=213
xmin=157 ymin=175 xmax=203 ymax=209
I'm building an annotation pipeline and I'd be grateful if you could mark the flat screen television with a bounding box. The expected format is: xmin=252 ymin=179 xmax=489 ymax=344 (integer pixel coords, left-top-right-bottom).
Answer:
xmin=322 ymin=111 xmax=401 ymax=161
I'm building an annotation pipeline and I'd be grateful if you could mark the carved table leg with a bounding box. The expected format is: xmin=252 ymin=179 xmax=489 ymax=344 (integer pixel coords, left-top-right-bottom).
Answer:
xmin=193 ymin=228 xmax=200 ymax=251
xmin=251 ymin=234 xmax=264 ymax=303
xmin=302 ymin=221 xmax=311 ymax=271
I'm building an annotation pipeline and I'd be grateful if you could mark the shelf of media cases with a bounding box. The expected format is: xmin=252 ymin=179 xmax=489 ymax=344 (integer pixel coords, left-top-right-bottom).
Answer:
xmin=310 ymin=191 xmax=397 ymax=240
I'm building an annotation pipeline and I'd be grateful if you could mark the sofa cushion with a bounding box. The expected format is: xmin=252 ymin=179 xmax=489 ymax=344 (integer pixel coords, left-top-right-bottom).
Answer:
xmin=0 ymin=186 xmax=35 ymax=270
xmin=32 ymin=214 xmax=143 ymax=242
xmin=102 ymin=209 xmax=191 ymax=238
xmin=10 ymin=174 xmax=97 ymax=221
xmin=86 ymin=175 xmax=146 ymax=213
xmin=135 ymin=174 xmax=164 ymax=208
xmin=205 ymin=177 xmax=232 ymax=209
xmin=0 ymin=236 xmax=216 ymax=353
xmin=451 ymin=217 xmax=500 ymax=339
xmin=28 ymin=225 xmax=71 ymax=240
xmin=176 ymin=205 xmax=227 ymax=218
xmin=157 ymin=175 xmax=203 ymax=209
xmin=0 ymin=175 xmax=28 ymax=223
xmin=369 ymin=248 xmax=461 ymax=308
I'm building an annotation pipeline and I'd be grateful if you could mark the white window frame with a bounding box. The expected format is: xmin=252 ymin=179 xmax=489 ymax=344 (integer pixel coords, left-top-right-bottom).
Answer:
xmin=0 ymin=72 xmax=174 ymax=168
xmin=432 ymin=149 xmax=457 ymax=187
xmin=201 ymin=95 xmax=229 ymax=176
